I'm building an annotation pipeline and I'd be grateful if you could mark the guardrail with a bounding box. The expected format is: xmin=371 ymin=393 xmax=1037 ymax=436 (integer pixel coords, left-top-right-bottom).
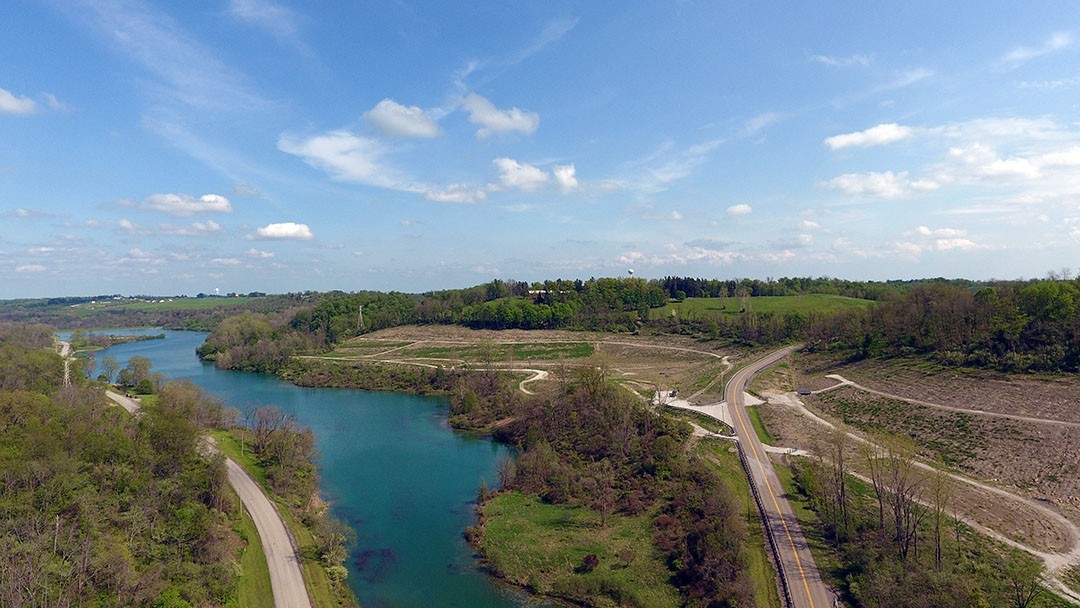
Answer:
xmin=736 ymin=439 xmax=794 ymax=608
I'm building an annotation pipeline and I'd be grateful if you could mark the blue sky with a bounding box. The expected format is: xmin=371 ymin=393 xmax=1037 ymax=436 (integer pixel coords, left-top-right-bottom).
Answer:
xmin=2 ymin=1 xmax=1079 ymax=298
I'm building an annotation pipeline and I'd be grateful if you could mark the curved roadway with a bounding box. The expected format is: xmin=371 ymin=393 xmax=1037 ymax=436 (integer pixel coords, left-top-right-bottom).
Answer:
xmin=104 ymin=390 xmax=311 ymax=608
xmin=726 ymin=346 xmax=834 ymax=608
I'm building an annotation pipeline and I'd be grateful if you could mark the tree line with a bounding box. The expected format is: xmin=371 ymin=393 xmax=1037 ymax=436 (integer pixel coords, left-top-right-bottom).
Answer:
xmin=809 ymin=279 xmax=1080 ymax=372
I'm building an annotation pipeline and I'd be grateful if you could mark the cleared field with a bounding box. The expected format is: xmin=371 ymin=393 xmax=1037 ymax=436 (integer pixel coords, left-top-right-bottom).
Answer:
xmin=650 ymin=294 xmax=874 ymax=320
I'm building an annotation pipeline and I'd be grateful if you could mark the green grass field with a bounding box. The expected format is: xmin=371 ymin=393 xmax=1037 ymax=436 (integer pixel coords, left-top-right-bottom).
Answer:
xmin=651 ymin=294 xmax=875 ymax=320
xmin=388 ymin=341 xmax=594 ymax=362
xmin=477 ymin=491 xmax=682 ymax=607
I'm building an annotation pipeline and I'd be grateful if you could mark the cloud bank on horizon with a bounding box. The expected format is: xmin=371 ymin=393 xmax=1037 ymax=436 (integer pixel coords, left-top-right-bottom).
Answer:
xmin=1 ymin=1 xmax=1079 ymax=297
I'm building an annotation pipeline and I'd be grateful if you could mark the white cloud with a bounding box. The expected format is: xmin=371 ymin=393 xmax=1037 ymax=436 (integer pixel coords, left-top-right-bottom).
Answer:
xmin=118 ymin=219 xmax=141 ymax=232
xmin=15 ymin=264 xmax=47 ymax=273
xmin=799 ymin=220 xmax=822 ymax=231
xmin=209 ymin=257 xmax=243 ymax=266
xmin=553 ymin=164 xmax=578 ymax=193
xmin=0 ymin=87 xmax=37 ymax=115
xmin=1002 ymin=32 xmax=1071 ymax=64
xmin=278 ymin=131 xmax=408 ymax=189
xmin=161 ymin=220 xmax=222 ymax=236
xmin=810 ymin=53 xmax=871 ymax=67
xmin=979 ymin=157 xmax=1040 ymax=179
xmin=826 ymin=171 xmax=935 ymax=199
xmin=460 ymin=93 xmax=539 ymax=138
xmin=425 ymin=184 xmax=486 ymax=203
xmin=142 ymin=193 xmax=233 ymax=215
xmin=916 ymin=226 xmax=966 ymax=238
xmin=935 ymin=238 xmax=980 ymax=251
xmin=365 ymin=99 xmax=441 ymax=138
xmin=670 ymin=210 xmax=683 ymax=220
xmin=825 ymin=123 xmax=914 ymax=150
xmin=493 ymin=157 xmax=549 ymax=191
xmin=726 ymin=203 xmax=753 ymax=216
xmin=255 ymin=222 xmax=313 ymax=240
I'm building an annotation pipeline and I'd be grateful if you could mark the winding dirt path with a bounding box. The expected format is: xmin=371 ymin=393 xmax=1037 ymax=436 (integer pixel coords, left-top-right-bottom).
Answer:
xmin=763 ymin=389 xmax=1080 ymax=602
xmin=825 ymin=374 xmax=1080 ymax=429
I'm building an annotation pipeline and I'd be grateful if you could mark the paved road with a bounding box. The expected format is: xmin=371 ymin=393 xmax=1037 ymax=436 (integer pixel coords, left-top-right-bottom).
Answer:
xmin=104 ymin=391 xmax=311 ymax=608
xmin=216 ymin=444 xmax=312 ymax=608
xmin=726 ymin=346 xmax=835 ymax=608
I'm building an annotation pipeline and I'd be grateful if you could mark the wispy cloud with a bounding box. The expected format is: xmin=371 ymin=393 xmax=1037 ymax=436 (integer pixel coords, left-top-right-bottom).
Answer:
xmin=741 ymin=112 xmax=785 ymax=138
xmin=810 ymin=53 xmax=871 ymax=67
xmin=68 ymin=0 xmax=267 ymax=112
xmin=452 ymin=17 xmax=578 ymax=91
xmin=226 ymin=0 xmax=307 ymax=50
xmin=1001 ymin=32 xmax=1072 ymax=65
xmin=621 ymin=138 xmax=724 ymax=193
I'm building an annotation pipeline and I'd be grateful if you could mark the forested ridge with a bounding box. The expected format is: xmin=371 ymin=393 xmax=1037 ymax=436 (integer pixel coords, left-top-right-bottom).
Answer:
xmin=193 ymin=274 xmax=1080 ymax=375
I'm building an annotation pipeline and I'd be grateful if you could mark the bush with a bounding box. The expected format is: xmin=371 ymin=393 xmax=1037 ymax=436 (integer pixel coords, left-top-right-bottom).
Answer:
xmin=577 ymin=554 xmax=599 ymax=573
xmin=135 ymin=378 xmax=156 ymax=394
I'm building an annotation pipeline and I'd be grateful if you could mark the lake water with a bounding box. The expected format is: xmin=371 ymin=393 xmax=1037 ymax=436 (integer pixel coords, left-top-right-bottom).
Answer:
xmin=76 ymin=329 xmax=537 ymax=608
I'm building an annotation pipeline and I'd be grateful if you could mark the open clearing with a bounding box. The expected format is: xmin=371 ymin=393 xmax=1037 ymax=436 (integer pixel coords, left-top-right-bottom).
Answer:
xmin=650 ymin=294 xmax=874 ymax=320
xmin=312 ymin=325 xmax=1080 ymax=601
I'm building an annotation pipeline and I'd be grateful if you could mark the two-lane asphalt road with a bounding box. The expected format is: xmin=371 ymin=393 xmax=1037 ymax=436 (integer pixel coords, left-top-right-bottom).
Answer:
xmin=726 ymin=346 xmax=835 ymax=608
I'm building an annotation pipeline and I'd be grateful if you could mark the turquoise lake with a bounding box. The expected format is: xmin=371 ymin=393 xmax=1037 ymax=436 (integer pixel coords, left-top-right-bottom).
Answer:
xmin=79 ymin=329 xmax=541 ymax=607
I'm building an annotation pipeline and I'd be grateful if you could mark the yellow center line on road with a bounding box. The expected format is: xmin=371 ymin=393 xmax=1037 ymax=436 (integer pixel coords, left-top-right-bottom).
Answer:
xmin=730 ymin=362 xmax=816 ymax=608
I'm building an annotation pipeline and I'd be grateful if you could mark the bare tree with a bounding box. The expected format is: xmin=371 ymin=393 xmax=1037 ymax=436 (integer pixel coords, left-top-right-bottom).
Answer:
xmin=827 ymin=427 xmax=850 ymax=536
xmin=929 ymin=465 xmax=953 ymax=571
xmin=100 ymin=355 xmax=119 ymax=383
xmin=583 ymin=459 xmax=617 ymax=528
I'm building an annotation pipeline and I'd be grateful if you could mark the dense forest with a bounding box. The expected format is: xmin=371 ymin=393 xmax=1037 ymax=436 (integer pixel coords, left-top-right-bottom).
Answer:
xmin=0 ymin=335 xmax=240 ymax=607
xmin=808 ymin=280 xmax=1080 ymax=372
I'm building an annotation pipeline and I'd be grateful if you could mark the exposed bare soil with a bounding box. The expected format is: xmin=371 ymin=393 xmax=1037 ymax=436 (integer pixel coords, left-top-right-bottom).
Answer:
xmin=795 ymin=353 xmax=1080 ymax=424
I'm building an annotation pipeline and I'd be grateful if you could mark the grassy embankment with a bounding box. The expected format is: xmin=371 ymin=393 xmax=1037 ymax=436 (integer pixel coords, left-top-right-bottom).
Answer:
xmin=696 ymin=440 xmax=784 ymax=607
xmin=651 ymin=294 xmax=875 ymax=320
xmin=476 ymin=491 xmax=681 ymax=607
xmin=210 ymin=429 xmax=357 ymax=608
